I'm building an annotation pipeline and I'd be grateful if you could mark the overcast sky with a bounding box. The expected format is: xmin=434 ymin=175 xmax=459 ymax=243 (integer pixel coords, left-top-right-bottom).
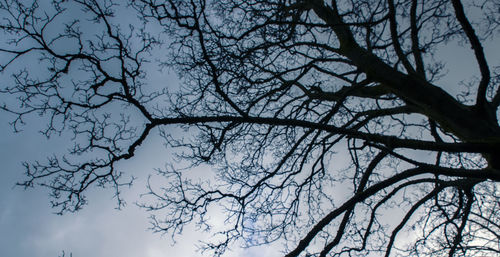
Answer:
xmin=1 ymin=2 xmax=499 ymax=257
xmin=0 ymin=105 xmax=205 ymax=257
xmin=0 ymin=2 xmax=279 ymax=253
xmin=0 ymin=100 xmax=283 ymax=257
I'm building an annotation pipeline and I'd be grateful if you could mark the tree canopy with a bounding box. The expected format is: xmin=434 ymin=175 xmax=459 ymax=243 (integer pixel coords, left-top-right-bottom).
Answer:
xmin=1 ymin=0 xmax=499 ymax=256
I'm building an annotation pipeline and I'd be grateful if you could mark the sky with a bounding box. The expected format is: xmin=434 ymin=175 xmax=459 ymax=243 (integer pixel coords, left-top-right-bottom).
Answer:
xmin=0 ymin=1 xmax=499 ymax=257
xmin=0 ymin=100 xmax=281 ymax=257
xmin=0 ymin=109 xmax=200 ymax=257
xmin=0 ymin=3 xmax=265 ymax=256
xmin=0 ymin=2 xmax=280 ymax=255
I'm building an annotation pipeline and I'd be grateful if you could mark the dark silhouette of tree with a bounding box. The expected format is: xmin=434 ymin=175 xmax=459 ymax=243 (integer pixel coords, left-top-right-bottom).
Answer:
xmin=1 ymin=0 xmax=499 ymax=256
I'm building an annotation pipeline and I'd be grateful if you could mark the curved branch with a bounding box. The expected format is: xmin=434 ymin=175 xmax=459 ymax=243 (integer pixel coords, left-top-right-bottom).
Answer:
xmin=410 ymin=0 xmax=425 ymax=76
xmin=384 ymin=185 xmax=444 ymax=257
xmin=450 ymin=0 xmax=490 ymax=109
xmin=319 ymin=151 xmax=388 ymax=256
xmin=388 ymin=0 xmax=416 ymax=73
xmin=448 ymin=189 xmax=474 ymax=257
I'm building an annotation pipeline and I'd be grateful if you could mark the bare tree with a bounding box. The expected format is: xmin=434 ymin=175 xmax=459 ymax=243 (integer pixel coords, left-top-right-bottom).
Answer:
xmin=1 ymin=0 xmax=499 ymax=256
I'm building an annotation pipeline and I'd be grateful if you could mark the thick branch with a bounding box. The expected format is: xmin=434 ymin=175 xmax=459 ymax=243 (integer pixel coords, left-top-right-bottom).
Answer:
xmin=388 ymin=0 xmax=416 ymax=74
xmin=450 ymin=0 xmax=490 ymax=109
xmin=152 ymin=115 xmax=500 ymax=154
xmin=410 ymin=0 xmax=425 ymax=76
xmin=310 ymin=0 xmax=500 ymax=142
xmin=285 ymin=167 xmax=493 ymax=257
